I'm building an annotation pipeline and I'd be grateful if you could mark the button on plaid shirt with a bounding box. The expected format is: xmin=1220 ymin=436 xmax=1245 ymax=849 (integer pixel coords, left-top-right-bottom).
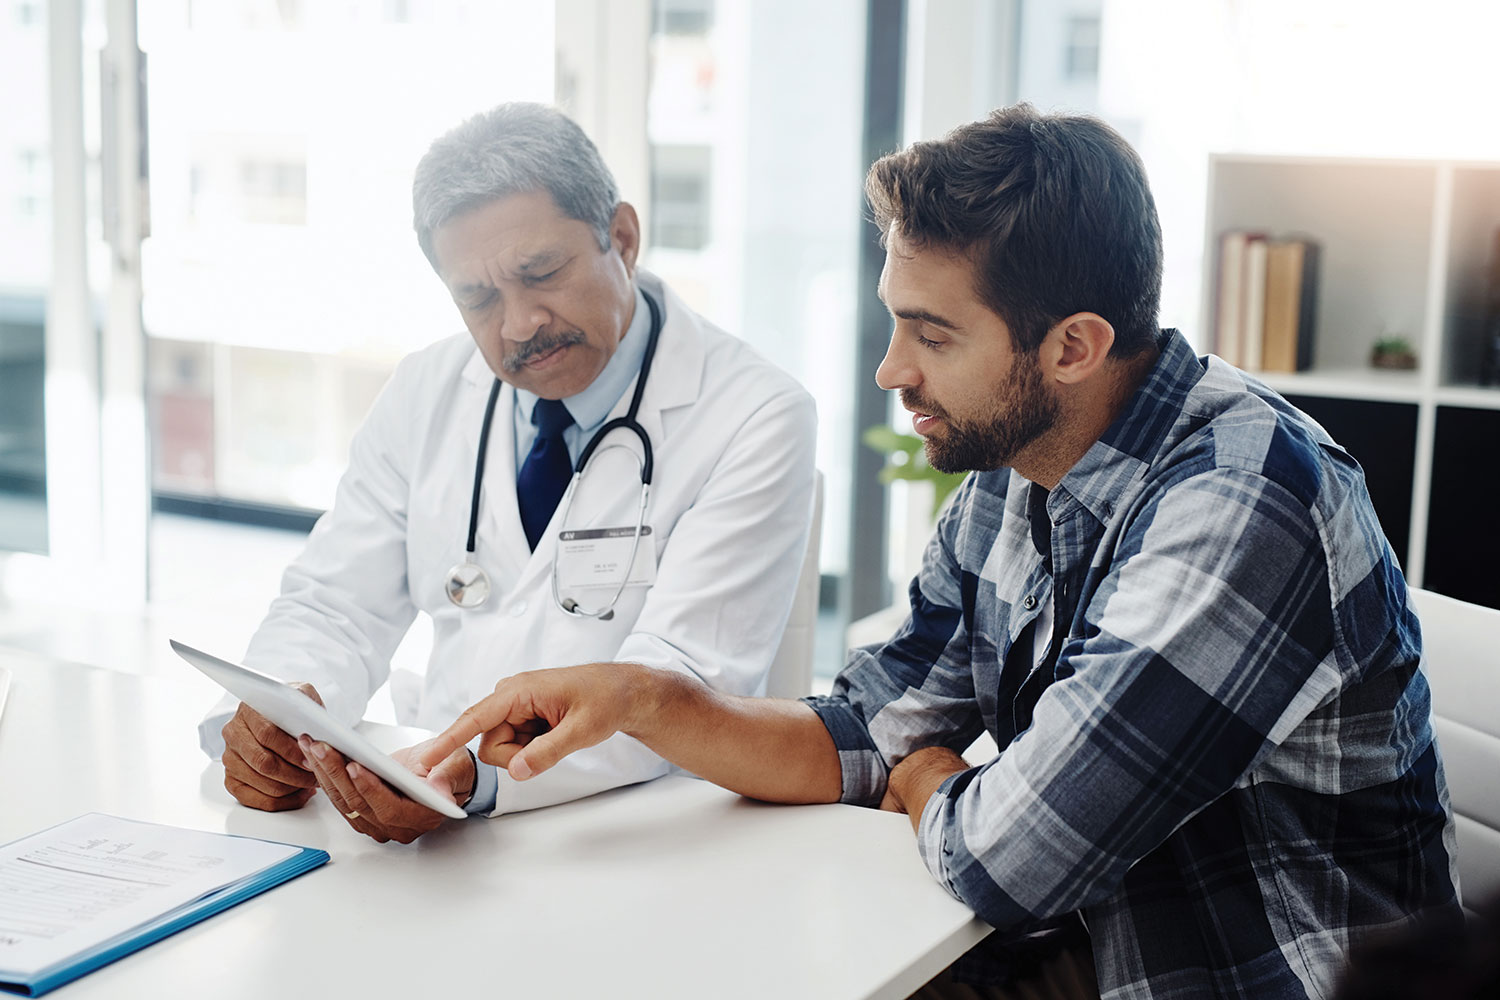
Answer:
xmin=808 ymin=330 xmax=1460 ymax=998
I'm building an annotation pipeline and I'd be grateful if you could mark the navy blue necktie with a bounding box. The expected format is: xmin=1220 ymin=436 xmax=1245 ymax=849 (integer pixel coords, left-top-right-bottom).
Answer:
xmin=517 ymin=398 xmax=575 ymax=550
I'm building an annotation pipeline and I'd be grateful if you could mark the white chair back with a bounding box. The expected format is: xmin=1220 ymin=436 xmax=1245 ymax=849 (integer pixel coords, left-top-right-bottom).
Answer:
xmin=765 ymin=472 xmax=824 ymax=699
xmin=1410 ymin=587 xmax=1500 ymax=917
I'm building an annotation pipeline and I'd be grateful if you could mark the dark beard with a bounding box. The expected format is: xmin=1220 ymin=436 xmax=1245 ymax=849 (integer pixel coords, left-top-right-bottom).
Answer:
xmin=906 ymin=357 xmax=1059 ymax=474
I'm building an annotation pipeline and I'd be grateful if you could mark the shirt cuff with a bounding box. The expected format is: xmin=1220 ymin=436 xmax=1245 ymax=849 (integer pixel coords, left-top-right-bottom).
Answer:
xmin=463 ymin=741 xmax=499 ymax=815
xmin=917 ymin=770 xmax=967 ymax=899
xmin=198 ymin=710 xmax=232 ymax=760
xmin=802 ymin=694 xmax=889 ymax=807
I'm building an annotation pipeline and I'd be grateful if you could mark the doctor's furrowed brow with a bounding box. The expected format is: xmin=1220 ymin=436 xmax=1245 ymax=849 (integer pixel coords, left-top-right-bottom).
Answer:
xmin=473 ymin=250 xmax=569 ymax=290
xmin=513 ymin=249 xmax=567 ymax=276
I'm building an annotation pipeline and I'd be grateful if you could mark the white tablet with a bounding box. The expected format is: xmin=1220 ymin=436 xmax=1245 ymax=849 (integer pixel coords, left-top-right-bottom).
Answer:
xmin=171 ymin=640 xmax=467 ymax=820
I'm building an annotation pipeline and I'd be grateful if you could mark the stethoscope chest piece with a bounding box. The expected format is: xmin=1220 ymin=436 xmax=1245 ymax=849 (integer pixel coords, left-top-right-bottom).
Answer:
xmin=444 ymin=559 xmax=491 ymax=609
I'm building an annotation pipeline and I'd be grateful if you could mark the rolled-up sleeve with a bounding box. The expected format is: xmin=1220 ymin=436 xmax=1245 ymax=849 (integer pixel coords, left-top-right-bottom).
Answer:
xmin=805 ymin=477 xmax=986 ymax=807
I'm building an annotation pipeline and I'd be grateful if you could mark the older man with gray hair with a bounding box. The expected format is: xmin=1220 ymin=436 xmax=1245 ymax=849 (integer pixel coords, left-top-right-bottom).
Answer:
xmin=200 ymin=102 xmax=817 ymax=845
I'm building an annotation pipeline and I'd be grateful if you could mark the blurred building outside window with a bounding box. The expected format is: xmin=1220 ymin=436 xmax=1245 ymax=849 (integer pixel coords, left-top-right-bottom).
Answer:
xmin=139 ymin=0 xmax=555 ymax=511
xmin=1064 ymin=14 xmax=1101 ymax=80
xmin=0 ymin=5 xmax=52 ymax=554
xmin=643 ymin=0 xmax=867 ymax=630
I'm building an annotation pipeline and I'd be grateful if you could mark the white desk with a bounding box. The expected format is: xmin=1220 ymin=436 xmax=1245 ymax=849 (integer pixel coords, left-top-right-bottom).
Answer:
xmin=0 ymin=649 xmax=991 ymax=999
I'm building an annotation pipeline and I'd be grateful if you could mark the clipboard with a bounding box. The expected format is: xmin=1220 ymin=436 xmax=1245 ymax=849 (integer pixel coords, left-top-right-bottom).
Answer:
xmin=0 ymin=813 xmax=328 ymax=997
xmin=169 ymin=640 xmax=467 ymax=820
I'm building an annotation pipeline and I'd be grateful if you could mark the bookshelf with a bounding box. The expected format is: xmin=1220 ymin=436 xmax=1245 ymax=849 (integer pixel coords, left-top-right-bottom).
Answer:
xmin=1202 ymin=154 xmax=1500 ymax=609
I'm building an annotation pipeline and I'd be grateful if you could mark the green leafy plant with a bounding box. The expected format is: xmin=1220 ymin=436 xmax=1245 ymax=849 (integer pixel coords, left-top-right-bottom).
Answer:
xmin=1373 ymin=336 xmax=1414 ymax=356
xmin=862 ymin=425 xmax=968 ymax=518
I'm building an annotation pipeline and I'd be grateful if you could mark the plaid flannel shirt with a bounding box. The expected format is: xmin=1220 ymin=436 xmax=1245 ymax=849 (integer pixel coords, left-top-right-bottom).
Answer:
xmin=808 ymin=330 xmax=1460 ymax=999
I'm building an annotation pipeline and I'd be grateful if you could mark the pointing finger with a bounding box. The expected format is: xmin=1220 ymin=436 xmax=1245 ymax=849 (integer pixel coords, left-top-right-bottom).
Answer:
xmin=419 ymin=689 xmax=522 ymax=770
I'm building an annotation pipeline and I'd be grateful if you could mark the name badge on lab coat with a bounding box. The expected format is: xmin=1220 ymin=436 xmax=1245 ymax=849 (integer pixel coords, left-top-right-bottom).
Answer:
xmin=556 ymin=527 xmax=657 ymax=590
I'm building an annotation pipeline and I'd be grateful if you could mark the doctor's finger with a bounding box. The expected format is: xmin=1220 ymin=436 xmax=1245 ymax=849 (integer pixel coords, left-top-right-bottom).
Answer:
xmin=223 ymin=721 xmax=316 ymax=788
xmin=346 ymin=761 xmax=446 ymax=845
xmin=223 ymin=746 xmax=311 ymax=796
xmin=230 ymin=706 xmax=314 ymax=776
xmin=300 ymin=739 xmax=380 ymax=837
xmin=223 ymin=765 xmax=316 ymax=812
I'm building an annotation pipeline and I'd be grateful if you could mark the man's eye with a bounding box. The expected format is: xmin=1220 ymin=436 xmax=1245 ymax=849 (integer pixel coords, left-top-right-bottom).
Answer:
xmin=915 ymin=333 xmax=944 ymax=350
xmin=526 ymin=269 xmax=561 ymax=285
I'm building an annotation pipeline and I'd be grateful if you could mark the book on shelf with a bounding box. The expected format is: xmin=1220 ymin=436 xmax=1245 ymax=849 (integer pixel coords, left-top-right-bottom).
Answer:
xmin=1261 ymin=238 xmax=1320 ymax=374
xmin=1214 ymin=230 xmax=1260 ymax=368
xmin=1241 ymin=236 xmax=1269 ymax=372
xmin=1479 ymin=225 xmax=1500 ymax=387
xmin=1214 ymin=229 xmax=1320 ymax=374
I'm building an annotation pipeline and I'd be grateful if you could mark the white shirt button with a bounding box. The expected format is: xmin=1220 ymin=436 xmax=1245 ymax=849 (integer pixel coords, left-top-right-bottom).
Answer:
xmin=509 ymin=601 xmax=528 ymax=618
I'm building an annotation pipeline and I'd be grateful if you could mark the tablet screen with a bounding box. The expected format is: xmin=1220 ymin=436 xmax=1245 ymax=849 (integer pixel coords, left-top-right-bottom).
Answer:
xmin=171 ymin=640 xmax=467 ymax=820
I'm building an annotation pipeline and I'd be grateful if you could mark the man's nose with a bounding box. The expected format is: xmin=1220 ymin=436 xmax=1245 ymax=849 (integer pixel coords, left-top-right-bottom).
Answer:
xmin=500 ymin=293 xmax=549 ymax=342
xmin=874 ymin=333 xmax=917 ymax=391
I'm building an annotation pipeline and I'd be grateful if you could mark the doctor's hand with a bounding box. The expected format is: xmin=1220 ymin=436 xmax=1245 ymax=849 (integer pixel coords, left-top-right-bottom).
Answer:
xmin=220 ymin=683 xmax=324 ymax=812
xmin=297 ymin=736 xmax=475 ymax=845
xmin=418 ymin=663 xmax=646 ymax=782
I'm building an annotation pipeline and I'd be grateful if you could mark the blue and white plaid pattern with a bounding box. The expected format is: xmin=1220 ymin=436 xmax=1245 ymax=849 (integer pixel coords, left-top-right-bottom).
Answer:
xmin=808 ymin=330 xmax=1460 ymax=999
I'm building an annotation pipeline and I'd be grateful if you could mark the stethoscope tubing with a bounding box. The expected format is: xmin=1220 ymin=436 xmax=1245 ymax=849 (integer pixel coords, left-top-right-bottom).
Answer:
xmin=451 ymin=290 xmax=663 ymax=613
xmin=466 ymin=377 xmax=505 ymax=557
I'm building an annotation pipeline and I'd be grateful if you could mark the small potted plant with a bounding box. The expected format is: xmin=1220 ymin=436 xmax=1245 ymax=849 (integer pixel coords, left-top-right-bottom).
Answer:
xmin=862 ymin=426 xmax=968 ymax=518
xmin=1371 ymin=336 xmax=1418 ymax=370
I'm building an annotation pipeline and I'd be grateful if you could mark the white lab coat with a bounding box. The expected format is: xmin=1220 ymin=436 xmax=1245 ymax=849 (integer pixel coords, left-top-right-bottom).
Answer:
xmin=199 ymin=271 xmax=818 ymax=814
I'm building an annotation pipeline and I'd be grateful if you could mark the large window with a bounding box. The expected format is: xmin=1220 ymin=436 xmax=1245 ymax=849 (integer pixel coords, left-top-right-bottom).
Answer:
xmin=643 ymin=0 xmax=869 ymax=610
xmin=0 ymin=3 xmax=50 ymax=554
xmin=138 ymin=0 xmax=557 ymax=513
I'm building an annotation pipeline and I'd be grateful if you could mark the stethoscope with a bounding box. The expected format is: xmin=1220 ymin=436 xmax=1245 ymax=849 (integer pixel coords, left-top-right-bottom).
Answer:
xmin=443 ymin=291 xmax=661 ymax=621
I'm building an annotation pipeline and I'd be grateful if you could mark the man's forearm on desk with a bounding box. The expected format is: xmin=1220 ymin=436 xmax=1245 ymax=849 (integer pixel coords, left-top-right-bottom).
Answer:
xmin=627 ymin=666 xmax=843 ymax=804
xmin=426 ymin=661 xmax=844 ymax=805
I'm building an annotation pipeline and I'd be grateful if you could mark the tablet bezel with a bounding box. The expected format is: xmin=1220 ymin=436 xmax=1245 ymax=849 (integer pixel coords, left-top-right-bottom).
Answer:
xmin=171 ymin=640 xmax=467 ymax=820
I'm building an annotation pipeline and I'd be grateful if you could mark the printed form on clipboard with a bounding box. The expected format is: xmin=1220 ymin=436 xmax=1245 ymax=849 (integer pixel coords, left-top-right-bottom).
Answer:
xmin=0 ymin=813 xmax=327 ymax=997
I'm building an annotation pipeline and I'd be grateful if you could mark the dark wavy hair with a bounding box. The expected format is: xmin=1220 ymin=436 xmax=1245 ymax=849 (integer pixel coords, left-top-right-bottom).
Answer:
xmin=866 ymin=103 xmax=1163 ymax=357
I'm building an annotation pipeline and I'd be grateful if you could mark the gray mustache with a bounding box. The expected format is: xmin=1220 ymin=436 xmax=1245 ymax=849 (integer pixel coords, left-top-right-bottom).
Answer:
xmin=502 ymin=330 xmax=586 ymax=373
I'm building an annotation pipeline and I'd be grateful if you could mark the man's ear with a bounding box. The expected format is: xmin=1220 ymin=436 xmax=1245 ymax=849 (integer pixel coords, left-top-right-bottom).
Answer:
xmin=1040 ymin=312 xmax=1115 ymax=386
xmin=610 ymin=202 xmax=642 ymax=275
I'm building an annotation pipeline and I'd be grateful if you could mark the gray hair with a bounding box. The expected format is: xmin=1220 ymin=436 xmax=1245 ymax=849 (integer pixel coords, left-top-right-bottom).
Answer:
xmin=412 ymin=103 xmax=619 ymax=269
